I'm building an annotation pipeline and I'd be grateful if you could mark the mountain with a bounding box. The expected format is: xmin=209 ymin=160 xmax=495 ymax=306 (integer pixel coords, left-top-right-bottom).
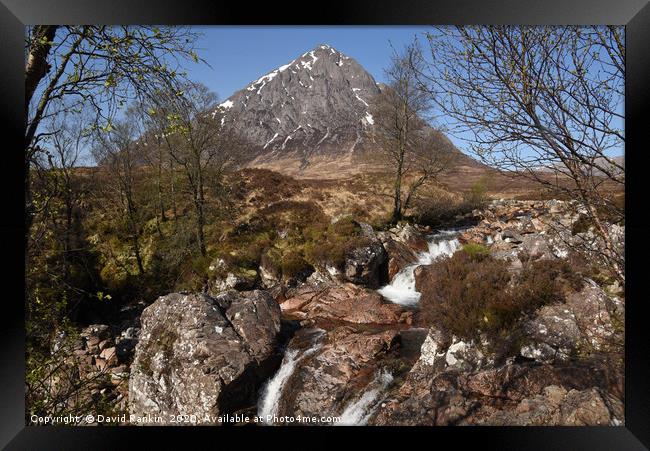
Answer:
xmin=215 ymin=44 xmax=475 ymax=178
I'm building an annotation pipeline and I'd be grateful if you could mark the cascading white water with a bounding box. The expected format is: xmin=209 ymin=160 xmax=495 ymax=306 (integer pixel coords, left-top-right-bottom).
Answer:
xmin=337 ymin=370 xmax=393 ymax=426
xmin=257 ymin=349 xmax=300 ymax=424
xmin=378 ymin=230 xmax=461 ymax=306
xmin=257 ymin=331 xmax=324 ymax=425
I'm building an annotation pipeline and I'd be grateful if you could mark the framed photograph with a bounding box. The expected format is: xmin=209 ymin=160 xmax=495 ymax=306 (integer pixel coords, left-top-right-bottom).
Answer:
xmin=2 ymin=0 xmax=649 ymax=448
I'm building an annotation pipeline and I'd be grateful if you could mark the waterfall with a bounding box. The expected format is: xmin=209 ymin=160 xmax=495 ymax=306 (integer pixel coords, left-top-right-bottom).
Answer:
xmin=337 ymin=370 xmax=393 ymax=425
xmin=257 ymin=330 xmax=324 ymax=425
xmin=378 ymin=230 xmax=460 ymax=306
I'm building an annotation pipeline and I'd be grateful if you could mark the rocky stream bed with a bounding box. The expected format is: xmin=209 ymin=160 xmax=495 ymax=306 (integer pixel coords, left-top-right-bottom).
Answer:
xmin=63 ymin=199 xmax=625 ymax=426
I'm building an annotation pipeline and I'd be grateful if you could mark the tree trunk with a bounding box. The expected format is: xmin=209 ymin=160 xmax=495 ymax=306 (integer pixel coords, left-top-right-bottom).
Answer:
xmin=392 ymin=144 xmax=405 ymax=224
xmin=126 ymin=202 xmax=145 ymax=276
xmin=157 ymin=149 xmax=166 ymax=223
xmin=63 ymin=196 xmax=73 ymax=282
xmin=133 ymin=234 xmax=145 ymax=276
xmin=391 ymin=175 xmax=402 ymax=224
xmin=194 ymin=194 xmax=207 ymax=257
xmin=170 ymin=158 xmax=178 ymax=222
xmin=195 ymin=169 xmax=207 ymax=257
xmin=124 ymin=181 xmax=145 ymax=275
xmin=392 ymin=188 xmax=402 ymax=223
xmin=391 ymin=95 xmax=411 ymax=224
xmin=25 ymin=26 xmax=58 ymax=108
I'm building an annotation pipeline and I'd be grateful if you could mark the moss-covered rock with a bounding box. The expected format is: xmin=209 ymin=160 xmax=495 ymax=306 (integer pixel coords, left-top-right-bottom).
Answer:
xmin=129 ymin=291 xmax=281 ymax=424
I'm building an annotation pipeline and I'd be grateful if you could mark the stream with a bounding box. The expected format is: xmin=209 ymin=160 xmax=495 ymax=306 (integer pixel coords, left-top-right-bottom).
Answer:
xmin=377 ymin=230 xmax=461 ymax=306
xmin=256 ymin=230 xmax=461 ymax=425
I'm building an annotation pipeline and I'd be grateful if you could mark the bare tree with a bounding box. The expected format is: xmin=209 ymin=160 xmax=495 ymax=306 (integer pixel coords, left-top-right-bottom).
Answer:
xmin=25 ymin=25 xmax=205 ymax=252
xmin=92 ymin=108 xmax=148 ymax=275
xmin=26 ymin=107 xmax=99 ymax=342
xmin=152 ymin=82 xmax=247 ymax=257
xmin=28 ymin=107 xmax=88 ymax=257
xmin=371 ymin=45 xmax=451 ymax=223
xmin=47 ymin=113 xmax=88 ymax=281
xmin=143 ymin=106 xmax=181 ymax=225
xmin=413 ymin=26 xmax=625 ymax=282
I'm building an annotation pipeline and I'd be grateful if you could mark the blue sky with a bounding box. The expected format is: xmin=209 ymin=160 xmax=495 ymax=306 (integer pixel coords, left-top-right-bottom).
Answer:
xmin=188 ymin=26 xmax=428 ymax=101
xmin=184 ymin=26 xmax=475 ymax=153
xmin=182 ymin=27 xmax=623 ymax=161
xmin=39 ymin=26 xmax=622 ymax=164
xmin=185 ymin=27 xmax=621 ymax=159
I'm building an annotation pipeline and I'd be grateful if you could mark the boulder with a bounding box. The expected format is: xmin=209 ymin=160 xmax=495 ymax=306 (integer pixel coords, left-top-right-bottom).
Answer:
xmin=516 ymin=216 xmax=538 ymax=234
xmin=276 ymin=326 xmax=399 ymax=419
xmin=564 ymin=279 xmax=624 ymax=352
xmin=396 ymin=224 xmax=429 ymax=254
xmin=490 ymin=245 xmax=523 ymax=272
xmin=517 ymin=233 xmax=553 ymax=260
xmin=343 ymin=242 xmax=388 ymax=288
xmin=458 ymin=226 xmax=493 ymax=245
xmin=520 ymin=305 xmax=583 ymax=362
xmin=112 ymin=326 xmax=139 ymax=363
xmin=557 ymin=388 xmax=613 ymax=426
xmin=99 ymin=347 xmax=117 ymax=366
xmin=129 ymin=290 xmax=281 ymax=424
xmin=368 ymin=314 xmax=623 ymax=426
xmin=370 ymin=359 xmax=622 ymax=426
xmin=415 ymin=329 xmax=489 ymax=375
xmin=98 ymin=339 xmax=111 ymax=351
xmin=210 ymin=270 xmax=259 ymax=293
xmin=520 ymin=279 xmax=624 ymax=363
xmin=483 ymin=386 xmax=613 ymax=426
xmin=501 ymin=229 xmax=524 ymax=244
xmin=81 ymin=324 xmax=111 ymax=341
xmin=258 ymin=250 xmax=314 ymax=289
xmin=280 ymin=283 xmax=406 ymax=325
xmin=259 ymin=252 xmax=281 ymax=288
xmin=383 ymin=238 xmax=418 ymax=280
xmin=115 ymin=337 xmax=138 ymax=363
xmin=311 ymin=221 xmax=391 ymax=288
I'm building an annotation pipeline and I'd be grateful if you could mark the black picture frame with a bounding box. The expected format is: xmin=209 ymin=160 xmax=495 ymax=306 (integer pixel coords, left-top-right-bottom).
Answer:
xmin=1 ymin=0 xmax=648 ymax=448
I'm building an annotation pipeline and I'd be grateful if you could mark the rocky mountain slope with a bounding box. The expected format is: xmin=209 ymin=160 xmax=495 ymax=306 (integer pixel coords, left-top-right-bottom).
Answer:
xmin=215 ymin=44 xmax=476 ymax=177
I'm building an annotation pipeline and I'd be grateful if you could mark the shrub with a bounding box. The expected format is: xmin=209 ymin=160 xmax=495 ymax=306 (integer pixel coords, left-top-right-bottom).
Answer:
xmin=257 ymin=200 xmax=328 ymax=232
xmin=214 ymin=201 xmax=372 ymax=279
xmin=280 ymin=250 xmax=314 ymax=280
xmin=462 ymin=175 xmax=490 ymax=210
xmin=420 ymin=250 xmax=583 ymax=345
xmin=330 ymin=215 xmax=360 ymax=236
xmin=515 ymin=259 xmax=584 ymax=308
xmin=413 ymin=187 xmax=484 ymax=228
xmin=419 ymin=250 xmax=511 ymax=341
xmin=370 ymin=212 xmax=394 ymax=231
xmin=462 ymin=243 xmax=490 ymax=257
xmin=412 ymin=191 xmax=462 ymax=226
xmin=303 ymin=220 xmax=371 ymax=269
xmin=350 ymin=202 xmax=371 ymax=221
xmin=232 ymin=168 xmax=304 ymax=204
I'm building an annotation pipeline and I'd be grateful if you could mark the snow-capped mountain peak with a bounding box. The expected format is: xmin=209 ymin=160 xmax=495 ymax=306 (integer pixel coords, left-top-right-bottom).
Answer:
xmin=216 ymin=44 xmax=380 ymax=165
